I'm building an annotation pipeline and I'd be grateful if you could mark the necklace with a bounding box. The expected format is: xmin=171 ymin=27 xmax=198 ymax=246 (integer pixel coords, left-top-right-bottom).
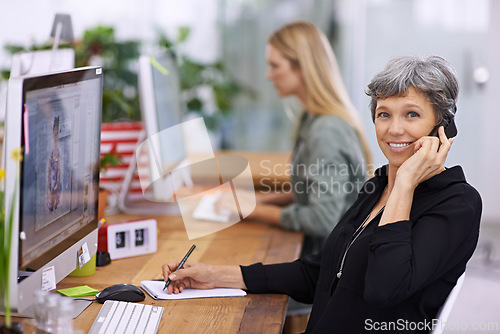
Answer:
xmin=336 ymin=206 xmax=385 ymax=279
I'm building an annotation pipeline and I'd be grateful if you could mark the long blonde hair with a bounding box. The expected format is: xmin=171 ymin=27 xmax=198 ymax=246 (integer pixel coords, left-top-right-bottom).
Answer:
xmin=269 ymin=21 xmax=373 ymax=167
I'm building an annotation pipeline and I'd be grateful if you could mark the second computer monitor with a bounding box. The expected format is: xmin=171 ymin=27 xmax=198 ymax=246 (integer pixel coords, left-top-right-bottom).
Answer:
xmin=138 ymin=52 xmax=188 ymax=202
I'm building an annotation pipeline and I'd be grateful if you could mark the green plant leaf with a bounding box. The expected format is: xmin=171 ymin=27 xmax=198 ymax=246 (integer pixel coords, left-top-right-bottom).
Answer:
xmin=100 ymin=152 xmax=122 ymax=172
xmin=177 ymin=27 xmax=191 ymax=43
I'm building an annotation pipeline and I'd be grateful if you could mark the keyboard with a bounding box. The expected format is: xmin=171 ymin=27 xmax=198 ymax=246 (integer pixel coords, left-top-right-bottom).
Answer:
xmin=192 ymin=191 xmax=233 ymax=223
xmin=88 ymin=300 xmax=164 ymax=334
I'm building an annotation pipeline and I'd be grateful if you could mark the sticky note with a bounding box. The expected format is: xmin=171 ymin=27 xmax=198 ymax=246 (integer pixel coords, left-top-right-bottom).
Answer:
xmin=57 ymin=285 xmax=100 ymax=297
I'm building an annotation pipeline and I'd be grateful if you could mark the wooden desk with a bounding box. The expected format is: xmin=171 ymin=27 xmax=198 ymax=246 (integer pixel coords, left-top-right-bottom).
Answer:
xmin=189 ymin=151 xmax=291 ymax=189
xmin=58 ymin=213 xmax=302 ymax=333
xmin=4 ymin=151 xmax=301 ymax=333
xmin=218 ymin=151 xmax=291 ymax=188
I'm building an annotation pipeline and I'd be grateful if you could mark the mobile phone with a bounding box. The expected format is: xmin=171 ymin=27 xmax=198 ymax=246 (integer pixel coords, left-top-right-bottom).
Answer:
xmin=429 ymin=118 xmax=457 ymax=138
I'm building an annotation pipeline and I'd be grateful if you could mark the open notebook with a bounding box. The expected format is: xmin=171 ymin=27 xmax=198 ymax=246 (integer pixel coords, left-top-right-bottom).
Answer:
xmin=140 ymin=280 xmax=247 ymax=300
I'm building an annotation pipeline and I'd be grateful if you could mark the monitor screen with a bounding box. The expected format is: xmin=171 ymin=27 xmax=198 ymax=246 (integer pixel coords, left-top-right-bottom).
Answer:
xmin=137 ymin=53 xmax=186 ymax=202
xmin=3 ymin=66 xmax=102 ymax=315
xmin=20 ymin=71 xmax=101 ymax=269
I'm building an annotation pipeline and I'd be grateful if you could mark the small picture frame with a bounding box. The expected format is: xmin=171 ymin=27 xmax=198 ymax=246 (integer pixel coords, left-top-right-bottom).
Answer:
xmin=105 ymin=219 xmax=158 ymax=260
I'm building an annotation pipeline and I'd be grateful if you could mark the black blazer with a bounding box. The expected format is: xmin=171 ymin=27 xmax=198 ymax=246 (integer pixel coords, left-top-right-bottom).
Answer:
xmin=241 ymin=165 xmax=482 ymax=333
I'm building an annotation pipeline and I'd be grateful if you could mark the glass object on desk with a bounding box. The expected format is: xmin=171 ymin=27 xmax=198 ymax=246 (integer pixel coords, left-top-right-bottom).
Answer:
xmin=55 ymin=297 xmax=73 ymax=334
xmin=33 ymin=290 xmax=48 ymax=332
xmin=34 ymin=293 xmax=75 ymax=334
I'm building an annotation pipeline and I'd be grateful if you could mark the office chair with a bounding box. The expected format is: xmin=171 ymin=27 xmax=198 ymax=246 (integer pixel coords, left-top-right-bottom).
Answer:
xmin=430 ymin=273 xmax=466 ymax=334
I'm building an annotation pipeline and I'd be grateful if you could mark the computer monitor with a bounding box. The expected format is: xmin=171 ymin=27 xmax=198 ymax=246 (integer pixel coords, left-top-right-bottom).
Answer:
xmin=2 ymin=66 xmax=103 ymax=317
xmin=0 ymin=49 xmax=75 ymax=122
xmin=118 ymin=52 xmax=192 ymax=214
xmin=10 ymin=49 xmax=75 ymax=78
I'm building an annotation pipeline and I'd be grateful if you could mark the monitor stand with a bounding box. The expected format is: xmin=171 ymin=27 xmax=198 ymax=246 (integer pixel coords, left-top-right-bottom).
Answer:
xmin=71 ymin=298 xmax=93 ymax=318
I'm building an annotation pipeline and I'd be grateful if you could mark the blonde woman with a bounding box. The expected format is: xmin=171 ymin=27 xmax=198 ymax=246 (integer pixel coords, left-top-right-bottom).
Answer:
xmin=228 ymin=21 xmax=372 ymax=256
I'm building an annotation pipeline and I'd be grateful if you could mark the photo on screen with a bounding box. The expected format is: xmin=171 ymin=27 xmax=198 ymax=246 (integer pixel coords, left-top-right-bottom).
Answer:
xmin=20 ymin=78 xmax=101 ymax=269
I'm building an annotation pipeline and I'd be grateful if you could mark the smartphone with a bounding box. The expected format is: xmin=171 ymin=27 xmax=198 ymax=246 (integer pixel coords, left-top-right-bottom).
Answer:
xmin=429 ymin=118 xmax=457 ymax=138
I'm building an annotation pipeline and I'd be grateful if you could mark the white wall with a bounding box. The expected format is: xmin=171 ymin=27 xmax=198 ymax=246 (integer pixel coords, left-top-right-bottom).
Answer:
xmin=0 ymin=0 xmax=219 ymax=65
xmin=339 ymin=0 xmax=499 ymax=225
xmin=479 ymin=0 xmax=500 ymax=225
xmin=0 ymin=0 xmax=219 ymax=121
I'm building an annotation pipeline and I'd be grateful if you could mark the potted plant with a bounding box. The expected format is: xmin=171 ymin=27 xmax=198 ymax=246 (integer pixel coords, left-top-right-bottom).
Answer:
xmin=74 ymin=25 xmax=141 ymax=123
xmin=98 ymin=151 xmax=122 ymax=220
xmin=0 ymin=148 xmax=24 ymax=334
xmin=157 ymin=27 xmax=255 ymax=148
xmin=72 ymin=26 xmax=144 ymax=209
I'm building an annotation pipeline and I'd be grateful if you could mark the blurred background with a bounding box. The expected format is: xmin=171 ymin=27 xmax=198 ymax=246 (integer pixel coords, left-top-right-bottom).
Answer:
xmin=1 ymin=0 xmax=500 ymax=329
xmin=0 ymin=0 xmax=498 ymax=223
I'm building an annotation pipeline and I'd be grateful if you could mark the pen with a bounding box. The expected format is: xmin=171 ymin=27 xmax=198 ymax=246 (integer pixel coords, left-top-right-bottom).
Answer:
xmin=163 ymin=244 xmax=196 ymax=291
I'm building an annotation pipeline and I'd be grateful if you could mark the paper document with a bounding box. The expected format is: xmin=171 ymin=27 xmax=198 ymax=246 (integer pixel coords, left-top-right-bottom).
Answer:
xmin=140 ymin=280 xmax=246 ymax=300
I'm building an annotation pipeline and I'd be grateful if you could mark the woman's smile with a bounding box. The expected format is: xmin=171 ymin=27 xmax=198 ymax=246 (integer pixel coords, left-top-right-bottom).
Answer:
xmin=387 ymin=141 xmax=414 ymax=153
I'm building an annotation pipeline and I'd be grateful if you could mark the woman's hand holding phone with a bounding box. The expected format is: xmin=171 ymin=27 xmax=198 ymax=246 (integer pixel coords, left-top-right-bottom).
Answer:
xmin=396 ymin=126 xmax=454 ymax=190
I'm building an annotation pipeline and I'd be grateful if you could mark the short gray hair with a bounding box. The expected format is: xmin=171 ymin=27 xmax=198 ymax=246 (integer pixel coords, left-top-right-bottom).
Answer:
xmin=365 ymin=56 xmax=459 ymax=123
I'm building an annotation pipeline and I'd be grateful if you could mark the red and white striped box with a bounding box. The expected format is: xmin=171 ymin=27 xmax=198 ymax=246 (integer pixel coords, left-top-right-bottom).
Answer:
xmin=100 ymin=121 xmax=144 ymax=200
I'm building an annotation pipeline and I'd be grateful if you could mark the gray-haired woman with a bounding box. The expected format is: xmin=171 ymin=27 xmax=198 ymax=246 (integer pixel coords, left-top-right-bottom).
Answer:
xmin=162 ymin=55 xmax=482 ymax=333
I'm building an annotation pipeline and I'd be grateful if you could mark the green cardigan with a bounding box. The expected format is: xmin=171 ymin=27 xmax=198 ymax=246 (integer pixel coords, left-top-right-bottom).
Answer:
xmin=280 ymin=113 xmax=368 ymax=255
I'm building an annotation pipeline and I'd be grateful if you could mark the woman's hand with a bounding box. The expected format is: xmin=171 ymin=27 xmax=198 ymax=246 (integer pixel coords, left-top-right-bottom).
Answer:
xmin=214 ymin=189 xmax=257 ymax=219
xmin=396 ymin=126 xmax=454 ymax=189
xmin=379 ymin=127 xmax=454 ymax=226
xmin=161 ymin=261 xmax=216 ymax=294
xmin=213 ymin=191 xmax=241 ymax=218
xmin=161 ymin=261 xmax=247 ymax=294
xmin=214 ymin=190 xmax=284 ymax=224
xmin=257 ymin=191 xmax=294 ymax=206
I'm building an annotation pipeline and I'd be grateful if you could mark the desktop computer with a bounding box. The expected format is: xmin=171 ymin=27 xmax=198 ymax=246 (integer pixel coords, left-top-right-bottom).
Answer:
xmin=118 ymin=52 xmax=255 ymax=235
xmin=118 ymin=52 xmax=195 ymax=215
xmin=2 ymin=66 xmax=103 ymax=317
